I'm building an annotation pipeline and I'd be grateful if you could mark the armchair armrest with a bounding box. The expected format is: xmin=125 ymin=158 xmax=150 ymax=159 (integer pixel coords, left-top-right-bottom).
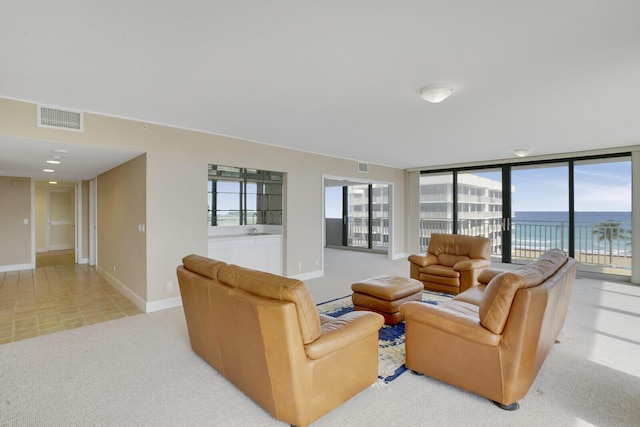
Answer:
xmin=304 ymin=311 xmax=383 ymax=360
xmin=453 ymin=258 xmax=491 ymax=272
xmin=408 ymin=254 xmax=438 ymax=267
xmin=401 ymin=301 xmax=501 ymax=347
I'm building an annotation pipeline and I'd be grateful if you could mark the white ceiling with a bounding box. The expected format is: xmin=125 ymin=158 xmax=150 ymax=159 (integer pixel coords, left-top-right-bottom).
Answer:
xmin=1 ymin=1 xmax=640 ymax=177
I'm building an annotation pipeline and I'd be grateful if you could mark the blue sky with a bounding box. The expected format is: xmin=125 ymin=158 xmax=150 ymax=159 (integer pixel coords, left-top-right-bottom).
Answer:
xmin=325 ymin=186 xmax=343 ymax=218
xmin=461 ymin=160 xmax=631 ymax=212
xmin=512 ymin=160 xmax=631 ymax=212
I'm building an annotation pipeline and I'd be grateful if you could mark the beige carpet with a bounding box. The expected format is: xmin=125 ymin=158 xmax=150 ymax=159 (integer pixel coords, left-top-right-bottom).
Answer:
xmin=0 ymin=250 xmax=639 ymax=426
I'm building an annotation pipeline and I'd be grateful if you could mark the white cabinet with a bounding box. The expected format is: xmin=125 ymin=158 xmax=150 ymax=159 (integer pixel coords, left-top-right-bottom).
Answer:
xmin=208 ymin=235 xmax=283 ymax=275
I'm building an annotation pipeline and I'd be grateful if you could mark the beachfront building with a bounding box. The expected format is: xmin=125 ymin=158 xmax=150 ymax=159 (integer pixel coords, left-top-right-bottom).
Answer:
xmin=419 ymin=173 xmax=505 ymax=254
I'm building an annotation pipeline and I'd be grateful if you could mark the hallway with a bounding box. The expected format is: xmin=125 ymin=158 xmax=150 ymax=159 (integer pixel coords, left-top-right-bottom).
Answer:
xmin=0 ymin=257 xmax=143 ymax=345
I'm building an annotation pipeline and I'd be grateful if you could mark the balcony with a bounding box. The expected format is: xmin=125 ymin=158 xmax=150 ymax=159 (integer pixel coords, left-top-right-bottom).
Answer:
xmin=417 ymin=218 xmax=632 ymax=277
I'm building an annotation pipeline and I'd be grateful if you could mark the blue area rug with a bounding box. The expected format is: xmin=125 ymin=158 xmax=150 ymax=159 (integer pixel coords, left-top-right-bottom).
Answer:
xmin=317 ymin=290 xmax=453 ymax=383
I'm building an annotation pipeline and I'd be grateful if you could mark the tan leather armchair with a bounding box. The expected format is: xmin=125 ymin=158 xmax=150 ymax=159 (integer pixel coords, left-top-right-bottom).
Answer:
xmin=177 ymin=254 xmax=384 ymax=427
xmin=408 ymin=233 xmax=492 ymax=294
xmin=401 ymin=249 xmax=577 ymax=409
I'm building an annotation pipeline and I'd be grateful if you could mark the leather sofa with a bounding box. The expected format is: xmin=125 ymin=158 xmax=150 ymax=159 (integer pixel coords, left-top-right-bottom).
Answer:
xmin=408 ymin=233 xmax=492 ymax=294
xmin=176 ymin=254 xmax=384 ymax=427
xmin=401 ymin=249 xmax=577 ymax=409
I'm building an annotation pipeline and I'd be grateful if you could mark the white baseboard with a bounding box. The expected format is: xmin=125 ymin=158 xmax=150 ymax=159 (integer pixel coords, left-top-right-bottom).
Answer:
xmin=146 ymin=297 xmax=183 ymax=313
xmin=96 ymin=266 xmax=183 ymax=314
xmin=0 ymin=263 xmax=34 ymax=273
xmin=289 ymin=269 xmax=323 ymax=281
xmin=77 ymin=257 xmax=89 ymax=265
xmin=96 ymin=266 xmax=147 ymax=313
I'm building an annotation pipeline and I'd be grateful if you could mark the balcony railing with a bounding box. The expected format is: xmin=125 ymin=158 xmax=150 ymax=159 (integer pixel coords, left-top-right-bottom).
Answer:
xmin=346 ymin=218 xmax=389 ymax=250
xmin=418 ymin=218 xmax=632 ymax=276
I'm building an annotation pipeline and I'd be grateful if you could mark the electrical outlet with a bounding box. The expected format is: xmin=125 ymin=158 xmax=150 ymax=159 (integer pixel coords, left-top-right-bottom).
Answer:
xmin=298 ymin=262 xmax=302 ymax=269
xmin=113 ymin=265 xmax=116 ymax=273
xmin=167 ymin=282 xmax=173 ymax=292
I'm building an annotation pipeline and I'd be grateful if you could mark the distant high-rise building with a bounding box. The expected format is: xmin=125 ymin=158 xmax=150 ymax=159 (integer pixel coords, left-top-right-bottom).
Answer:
xmin=419 ymin=174 xmax=505 ymax=253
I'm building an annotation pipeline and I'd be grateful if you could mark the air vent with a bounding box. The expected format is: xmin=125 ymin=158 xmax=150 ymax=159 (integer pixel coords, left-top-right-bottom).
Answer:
xmin=37 ymin=104 xmax=84 ymax=132
xmin=357 ymin=162 xmax=369 ymax=173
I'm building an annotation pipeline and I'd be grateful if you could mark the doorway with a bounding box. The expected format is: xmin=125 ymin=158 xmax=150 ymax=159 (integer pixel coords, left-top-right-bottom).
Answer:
xmin=35 ymin=181 xmax=76 ymax=265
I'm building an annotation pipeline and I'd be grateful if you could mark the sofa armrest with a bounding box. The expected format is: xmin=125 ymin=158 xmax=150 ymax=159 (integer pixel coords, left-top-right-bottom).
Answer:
xmin=453 ymin=258 xmax=491 ymax=272
xmin=408 ymin=254 xmax=438 ymax=267
xmin=477 ymin=268 xmax=504 ymax=285
xmin=304 ymin=311 xmax=384 ymax=360
xmin=401 ymin=301 xmax=501 ymax=347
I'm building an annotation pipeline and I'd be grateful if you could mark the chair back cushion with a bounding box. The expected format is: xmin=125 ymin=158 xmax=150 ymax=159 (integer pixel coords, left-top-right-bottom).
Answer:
xmin=218 ymin=264 xmax=322 ymax=344
xmin=428 ymin=234 xmax=491 ymax=263
xmin=479 ymin=249 xmax=568 ymax=334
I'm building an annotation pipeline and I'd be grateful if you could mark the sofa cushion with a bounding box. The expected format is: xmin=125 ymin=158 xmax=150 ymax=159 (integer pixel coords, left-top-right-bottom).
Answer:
xmin=182 ymin=254 xmax=227 ymax=280
xmin=218 ymin=264 xmax=322 ymax=344
xmin=453 ymin=284 xmax=486 ymax=307
xmin=479 ymin=249 xmax=568 ymax=334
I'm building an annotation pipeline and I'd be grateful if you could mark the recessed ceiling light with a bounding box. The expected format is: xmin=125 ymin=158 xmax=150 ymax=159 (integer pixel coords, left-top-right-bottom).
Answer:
xmin=52 ymin=149 xmax=69 ymax=154
xmin=43 ymin=169 xmax=55 ymax=173
xmin=46 ymin=160 xmax=61 ymax=164
xmin=49 ymin=181 xmax=58 ymax=185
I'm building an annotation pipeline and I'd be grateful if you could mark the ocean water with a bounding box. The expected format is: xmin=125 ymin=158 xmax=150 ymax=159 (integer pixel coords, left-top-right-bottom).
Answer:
xmin=514 ymin=211 xmax=631 ymax=225
xmin=513 ymin=211 xmax=632 ymax=255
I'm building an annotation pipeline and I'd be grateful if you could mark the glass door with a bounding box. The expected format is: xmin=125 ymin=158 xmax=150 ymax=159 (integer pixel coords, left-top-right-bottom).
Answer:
xmin=324 ymin=181 xmax=390 ymax=252
xmin=456 ymin=169 xmax=504 ymax=258
xmin=347 ymin=184 xmax=370 ymax=248
xmin=574 ymin=158 xmax=631 ymax=274
xmin=324 ymin=186 xmax=343 ymax=246
xmin=510 ymin=163 xmax=569 ymax=264
xmin=47 ymin=188 xmax=75 ymax=251
xmin=371 ymin=184 xmax=389 ymax=250
xmin=418 ymin=172 xmax=453 ymax=250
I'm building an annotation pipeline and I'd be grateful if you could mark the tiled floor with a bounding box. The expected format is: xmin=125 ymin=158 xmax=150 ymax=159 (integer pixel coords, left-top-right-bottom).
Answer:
xmin=0 ymin=260 xmax=143 ymax=345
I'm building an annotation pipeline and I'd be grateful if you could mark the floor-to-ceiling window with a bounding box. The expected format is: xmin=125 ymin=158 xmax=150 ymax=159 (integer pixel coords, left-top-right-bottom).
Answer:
xmin=573 ymin=158 xmax=632 ymax=274
xmin=347 ymin=184 xmax=370 ymax=249
xmin=419 ymin=153 xmax=631 ymax=276
xmin=511 ymin=163 xmax=569 ymax=264
xmin=325 ymin=180 xmax=390 ymax=253
xmin=457 ymin=169 xmax=503 ymax=256
xmin=418 ymin=172 xmax=453 ymax=249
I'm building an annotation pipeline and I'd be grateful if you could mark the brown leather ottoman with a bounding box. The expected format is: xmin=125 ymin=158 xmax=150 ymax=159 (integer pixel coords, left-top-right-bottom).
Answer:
xmin=351 ymin=275 xmax=423 ymax=325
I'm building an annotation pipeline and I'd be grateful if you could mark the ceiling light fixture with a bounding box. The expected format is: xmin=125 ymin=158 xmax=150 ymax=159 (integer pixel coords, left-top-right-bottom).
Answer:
xmin=420 ymin=85 xmax=453 ymax=103
xmin=513 ymin=148 xmax=532 ymax=158
xmin=49 ymin=181 xmax=58 ymax=185
xmin=43 ymin=169 xmax=55 ymax=173
xmin=46 ymin=160 xmax=61 ymax=164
